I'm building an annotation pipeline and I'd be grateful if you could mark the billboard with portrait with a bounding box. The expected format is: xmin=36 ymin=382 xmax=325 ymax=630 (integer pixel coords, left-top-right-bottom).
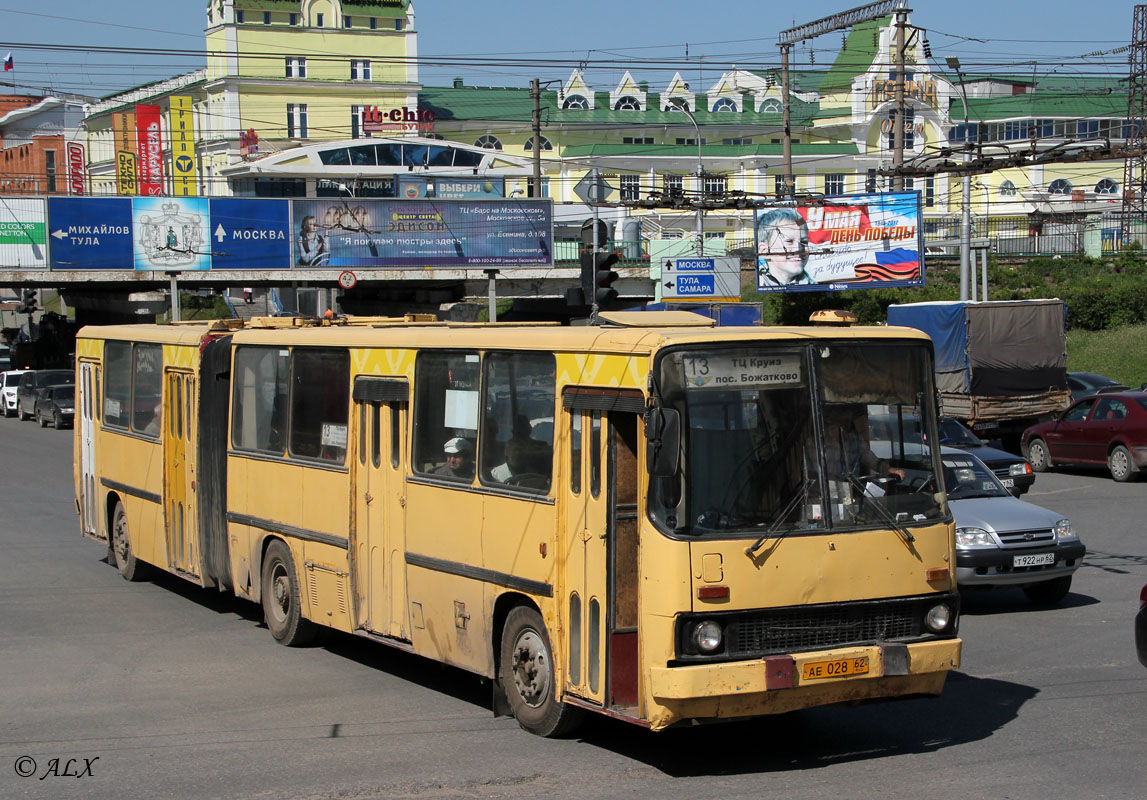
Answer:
xmin=289 ymin=198 xmax=552 ymax=268
xmin=754 ymin=192 xmax=923 ymax=293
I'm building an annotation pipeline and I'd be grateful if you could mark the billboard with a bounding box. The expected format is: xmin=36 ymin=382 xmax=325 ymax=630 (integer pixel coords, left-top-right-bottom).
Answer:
xmin=132 ymin=197 xmax=209 ymax=271
xmin=135 ymin=104 xmax=164 ymax=196
xmin=112 ymin=112 xmax=137 ymax=196
xmin=168 ymin=95 xmax=197 ymax=197
xmin=289 ymin=199 xmax=553 ymax=268
xmin=0 ymin=198 xmax=47 ymax=270
xmin=47 ymin=197 xmax=133 ymax=270
xmin=67 ymin=142 xmax=86 ymax=196
xmin=755 ymin=192 xmax=923 ymax=293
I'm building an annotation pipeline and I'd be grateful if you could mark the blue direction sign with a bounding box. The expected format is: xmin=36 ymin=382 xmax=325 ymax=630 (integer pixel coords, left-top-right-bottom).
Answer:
xmin=674 ymin=273 xmax=716 ymax=296
xmin=662 ymin=255 xmax=741 ymax=300
xmin=48 ymin=197 xmax=134 ymax=270
xmin=208 ymin=198 xmax=292 ymax=270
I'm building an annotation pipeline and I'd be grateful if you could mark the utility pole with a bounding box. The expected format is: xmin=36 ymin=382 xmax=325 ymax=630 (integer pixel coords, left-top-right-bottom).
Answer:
xmin=947 ymin=57 xmax=972 ymax=301
xmin=530 ymin=78 xmax=542 ymax=197
xmin=892 ymin=9 xmax=907 ymax=191
xmin=780 ymin=43 xmax=793 ymax=199
xmin=1123 ymin=5 xmax=1147 ymax=244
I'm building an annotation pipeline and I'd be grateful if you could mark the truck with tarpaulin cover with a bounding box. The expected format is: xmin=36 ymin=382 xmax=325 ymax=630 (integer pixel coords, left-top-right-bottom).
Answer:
xmin=886 ymin=299 xmax=1072 ymax=453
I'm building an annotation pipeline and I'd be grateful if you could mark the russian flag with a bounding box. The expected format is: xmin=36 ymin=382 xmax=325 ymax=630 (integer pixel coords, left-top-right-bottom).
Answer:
xmin=3 ymin=53 xmax=12 ymax=72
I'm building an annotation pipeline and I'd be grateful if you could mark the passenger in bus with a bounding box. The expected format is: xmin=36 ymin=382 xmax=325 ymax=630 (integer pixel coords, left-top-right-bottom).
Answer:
xmin=434 ymin=437 xmax=473 ymax=479
xmin=143 ymin=401 xmax=163 ymax=437
xmin=491 ymin=438 xmax=530 ymax=482
xmin=821 ymin=404 xmax=904 ymax=484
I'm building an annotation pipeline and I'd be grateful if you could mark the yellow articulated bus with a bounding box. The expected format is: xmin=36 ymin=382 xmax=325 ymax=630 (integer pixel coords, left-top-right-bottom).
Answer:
xmin=74 ymin=311 xmax=961 ymax=736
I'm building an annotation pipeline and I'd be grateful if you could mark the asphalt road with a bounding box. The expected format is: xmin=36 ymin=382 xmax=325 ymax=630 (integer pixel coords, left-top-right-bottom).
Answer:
xmin=1 ymin=413 xmax=1144 ymax=800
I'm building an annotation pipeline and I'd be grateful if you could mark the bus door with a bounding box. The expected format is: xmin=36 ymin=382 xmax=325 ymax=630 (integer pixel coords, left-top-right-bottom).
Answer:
xmin=561 ymin=389 xmax=643 ymax=711
xmin=78 ymin=361 xmax=98 ymax=538
xmin=163 ymin=369 xmax=198 ymax=577
xmin=352 ymin=378 xmax=410 ymax=639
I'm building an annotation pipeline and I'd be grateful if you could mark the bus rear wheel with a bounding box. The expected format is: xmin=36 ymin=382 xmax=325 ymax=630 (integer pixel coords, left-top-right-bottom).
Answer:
xmin=111 ymin=500 xmax=151 ymax=582
xmin=261 ymin=539 xmax=316 ymax=646
xmin=498 ymin=606 xmax=582 ymax=737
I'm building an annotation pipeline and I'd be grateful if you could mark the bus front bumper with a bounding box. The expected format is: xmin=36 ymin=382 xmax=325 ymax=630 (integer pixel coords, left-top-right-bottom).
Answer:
xmin=646 ymin=639 xmax=961 ymax=728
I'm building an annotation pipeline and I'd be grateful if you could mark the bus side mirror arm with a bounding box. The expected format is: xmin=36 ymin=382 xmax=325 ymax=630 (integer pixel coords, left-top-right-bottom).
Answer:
xmin=645 ymin=407 xmax=680 ymax=477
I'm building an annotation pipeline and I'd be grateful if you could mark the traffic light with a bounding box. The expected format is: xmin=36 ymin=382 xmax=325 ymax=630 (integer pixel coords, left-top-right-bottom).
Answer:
xmin=17 ymin=289 xmax=36 ymax=314
xmin=593 ymin=252 xmax=620 ymax=308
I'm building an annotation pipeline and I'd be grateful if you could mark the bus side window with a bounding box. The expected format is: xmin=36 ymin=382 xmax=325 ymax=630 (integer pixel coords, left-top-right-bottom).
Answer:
xmin=289 ymin=348 xmax=350 ymax=463
xmin=104 ymin=341 xmax=131 ymax=428
xmin=412 ymin=351 xmax=479 ymax=478
xmin=479 ymin=351 xmax=555 ymax=493
xmin=231 ymin=346 xmax=289 ymax=455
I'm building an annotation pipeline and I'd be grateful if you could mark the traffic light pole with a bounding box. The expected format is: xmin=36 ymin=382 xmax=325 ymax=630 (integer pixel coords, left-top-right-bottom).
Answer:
xmin=591 ymin=168 xmax=602 ymax=316
xmin=170 ymin=272 xmax=181 ymax=322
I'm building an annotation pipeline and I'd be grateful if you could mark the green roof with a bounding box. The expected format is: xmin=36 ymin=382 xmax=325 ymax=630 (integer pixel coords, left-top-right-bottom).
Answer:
xmin=560 ymin=143 xmax=859 ymax=158
xmin=961 ymin=91 xmax=1128 ymax=121
xmin=419 ymin=85 xmax=820 ymax=126
xmin=236 ymin=0 xmax=406 ymax=14
xmin=818 ymin=18 xmax=890 ymax=94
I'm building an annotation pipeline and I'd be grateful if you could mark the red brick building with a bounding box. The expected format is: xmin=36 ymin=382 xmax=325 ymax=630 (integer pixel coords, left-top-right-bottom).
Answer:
xmin=0 ymin=94 xmax=89 ymax=195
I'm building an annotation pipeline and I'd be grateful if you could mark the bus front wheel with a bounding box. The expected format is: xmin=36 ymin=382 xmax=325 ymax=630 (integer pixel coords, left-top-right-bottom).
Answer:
xmin=110 ymin=500 xmax=151 ymax=582
xmin=260 ymin=539 xmax=316 ymax=646
xmin=498 ymin=606 xmax=582 ymax=737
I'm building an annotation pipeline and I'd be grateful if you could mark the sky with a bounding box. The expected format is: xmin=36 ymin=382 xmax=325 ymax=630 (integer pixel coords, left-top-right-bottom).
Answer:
xmin=0 ymin=1 xmax=1137 ymax=99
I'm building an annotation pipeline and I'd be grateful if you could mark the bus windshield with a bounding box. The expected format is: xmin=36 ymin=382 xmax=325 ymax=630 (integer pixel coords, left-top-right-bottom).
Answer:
xmin=649 ymin=342 xmax=945 ymax=537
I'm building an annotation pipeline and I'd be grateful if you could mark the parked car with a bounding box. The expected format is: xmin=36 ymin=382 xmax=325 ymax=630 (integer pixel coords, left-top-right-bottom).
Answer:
xmin=1022 ymin=392 xmax=1147 ymax=482
xmin=937 ymin=416 xmax=1034 ymax=495
xmin=15 ymin=369 xmax=73 ymax=421
xmin=1137 ymin=583 xmax=1147 ymax=668
xmin=1067 ymin=371 xmax=1128 ymax=403
xmin=34 ymin=384 xmax=75 ymax=429
xmin=1 ymin=369 xmax=29 ymax=417
xmin=943 ymin=448 xmax=1085 ymax=604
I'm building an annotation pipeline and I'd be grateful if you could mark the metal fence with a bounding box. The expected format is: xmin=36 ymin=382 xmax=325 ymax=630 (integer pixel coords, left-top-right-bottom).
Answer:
xmin=924 ymin=212 xmax=1147 ymax=256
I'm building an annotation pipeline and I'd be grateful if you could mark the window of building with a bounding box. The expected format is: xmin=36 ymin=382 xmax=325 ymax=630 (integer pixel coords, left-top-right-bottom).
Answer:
xmin=623 ymin=136 xmax=654 ymax=145
xmin=1048 ymin=178 xmax=1073 ymax=195
xmin=866 ymin=168 xmax=879 ymax=193
xmin=351 ymin=60 xmax=371 ymax=80
xmin=712 ymin=97 xmax=738 ymax=113
xmin=478 ymin=352 xmax=556 ymax=493
xmin=704 ymin=175 xmax=727 ymax=197
xmin=264 ymin=11 xmax=271 ymax=24
xmin=290 ymin=13 xmax=297 ymax=25
xmin=620 ymin=174 xmax=641 ymax=201
xmin=316 ymin=12 xmax=324 ymax=27
xmin=45 ymin=150 xmax=56 ymax=193
xmin=760 ymin=98 xmax=782 ymax=113
xmin=824 ymin=173 xmax=844 ymax=196
xmin=925 ymin=176 xmax=935 ymax=207
xmin=523 ymin=135 xmax=553 ymax=151
xmin=236 ymin=10 xmax=244 ymax=23
xmin=396 ymin=18 xmax=404 ymax=30
xmin=285 ymin=57 xmax=306 ymax=78
xmin=721 ymin=137 xmax=752 ymax=146
xmin=1096 ymin=178 xmax=1120 ymax=195
xmin=664 ymin=174 xmax=684 ymax=195
xmin=999 ymin=179 xmax=1016 ymax=197
xmin=370 ymin=17 xmax=377 ymax=29
xmin=526 ymin=177 xmax=550 ymax=198
xmin=344 ymin=15 xmax=352 ymax=27
xmin=413 ymin=351 xmax=480 ymax=480
xmin=774 ymin=174 xmax=787 ymax=198
xmin=474 ymin=134 xmax=502 ymax=150
xmin=287 ymin=104 xmax=308 ymax=138
xmin=614 ymin=96 xmax=641 ymax=111
xmin=562 ymin=95 xmax=589 ymax=110
xmin=675 ymin=137 xmax=706 ymax=146
xmin=886 ymin=108 xmax=915 ymax=150
xmin=667 ymin=99 xmax=690 ymax=112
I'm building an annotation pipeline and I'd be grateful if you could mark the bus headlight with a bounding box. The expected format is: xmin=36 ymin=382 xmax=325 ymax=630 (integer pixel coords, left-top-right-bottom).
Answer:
xmin=691 ymin=620 xmax=723 ymax=653
xmin=955 ymin=526 xmax=995 ymax=548
xmin=924 ymin=603 xmax=952 ymax=633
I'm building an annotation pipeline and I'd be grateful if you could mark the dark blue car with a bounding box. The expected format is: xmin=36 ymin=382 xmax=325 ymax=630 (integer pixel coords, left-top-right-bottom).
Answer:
xmin=939 ymin=417 xmax=1035 ymax=496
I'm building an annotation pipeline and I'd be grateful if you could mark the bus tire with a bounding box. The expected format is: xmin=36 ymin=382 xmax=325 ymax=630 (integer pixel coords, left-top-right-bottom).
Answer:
xmin=110 ymin=499 xmax=151 ymax=582
xmin=261 ymin=539 xmax=316 ymax=646
xmin=498 ymin=606 xmax=582 ymax=737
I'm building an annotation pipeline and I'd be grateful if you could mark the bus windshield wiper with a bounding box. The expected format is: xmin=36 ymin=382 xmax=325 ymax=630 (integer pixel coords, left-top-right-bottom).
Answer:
xmin=745 ymin=478 xmax=812 ymax=556
xmin=845 ymin=474 xmax=916 ymax=544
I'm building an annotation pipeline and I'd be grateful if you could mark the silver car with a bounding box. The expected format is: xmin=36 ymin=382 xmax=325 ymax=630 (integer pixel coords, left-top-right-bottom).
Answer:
xmin=944 ymin=447 xmax=1085 ymax=605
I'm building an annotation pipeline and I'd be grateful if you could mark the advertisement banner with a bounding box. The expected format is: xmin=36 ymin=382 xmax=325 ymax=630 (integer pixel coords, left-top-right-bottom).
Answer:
xmin=754 ymin=191 xmax=923 ymax=293
xmin=0 ymin=198 xmax=47 ymax=270
xmin=113 ymin=112 xmax=137 ymax=195
xmin=397 ymin=177 xmax=504 ymax=200
xmin=289 ymin=199 xmax=553 ymax=268
xmin=66 ymin=142 xmax=86 ymax=195
xmin=167 ymin=95 xmax=197 ymax=196
xmin=48 ymin=197 xmax=134 ymax=270
xmin=208 ymin=198 xmax=291 ymax=270
xmin=133 ymin=197 xmax=209 ymax=271
xmin=135 ymin=104 xmax=165 ymax=196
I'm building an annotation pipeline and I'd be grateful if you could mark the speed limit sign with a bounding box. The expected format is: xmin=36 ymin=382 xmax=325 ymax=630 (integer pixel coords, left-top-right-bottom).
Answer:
xmin=338 ymin=271 xmax=357 ymax=289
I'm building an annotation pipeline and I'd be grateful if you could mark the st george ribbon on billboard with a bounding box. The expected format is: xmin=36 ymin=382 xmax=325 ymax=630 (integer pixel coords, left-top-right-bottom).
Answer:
xmin=290 ymin=198 xmax=553 ymax=268
xmin=754 ymin=191 xmax=923 ymax=293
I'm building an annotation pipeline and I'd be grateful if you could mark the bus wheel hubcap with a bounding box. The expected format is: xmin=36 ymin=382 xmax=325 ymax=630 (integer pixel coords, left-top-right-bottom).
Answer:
xmin=512 ymin=630 xmax=548 ymax=707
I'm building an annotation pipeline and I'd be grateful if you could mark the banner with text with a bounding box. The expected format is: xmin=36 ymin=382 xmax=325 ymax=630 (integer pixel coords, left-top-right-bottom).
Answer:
xmin=112 ymin=112 xmax=137 ymax=196
xmin=754 ymin=191 xmax=923 ymax=293
xmin=289 ymin=198 xmax=553 ymax=268
xmin=135 ymin=104 xmax=164 ymax=196
xmin=167 ymin=95 xmax=197 ymax=196
xmin=0 ymin=198 xmax=47 ymax=270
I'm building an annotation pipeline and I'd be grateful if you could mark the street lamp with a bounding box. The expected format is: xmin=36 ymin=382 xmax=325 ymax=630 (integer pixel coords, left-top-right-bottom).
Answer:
xmin=946 ymin=57 xmax=972 ymax=302
xmin=669 ymin=97 xmax=705 ymax=256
